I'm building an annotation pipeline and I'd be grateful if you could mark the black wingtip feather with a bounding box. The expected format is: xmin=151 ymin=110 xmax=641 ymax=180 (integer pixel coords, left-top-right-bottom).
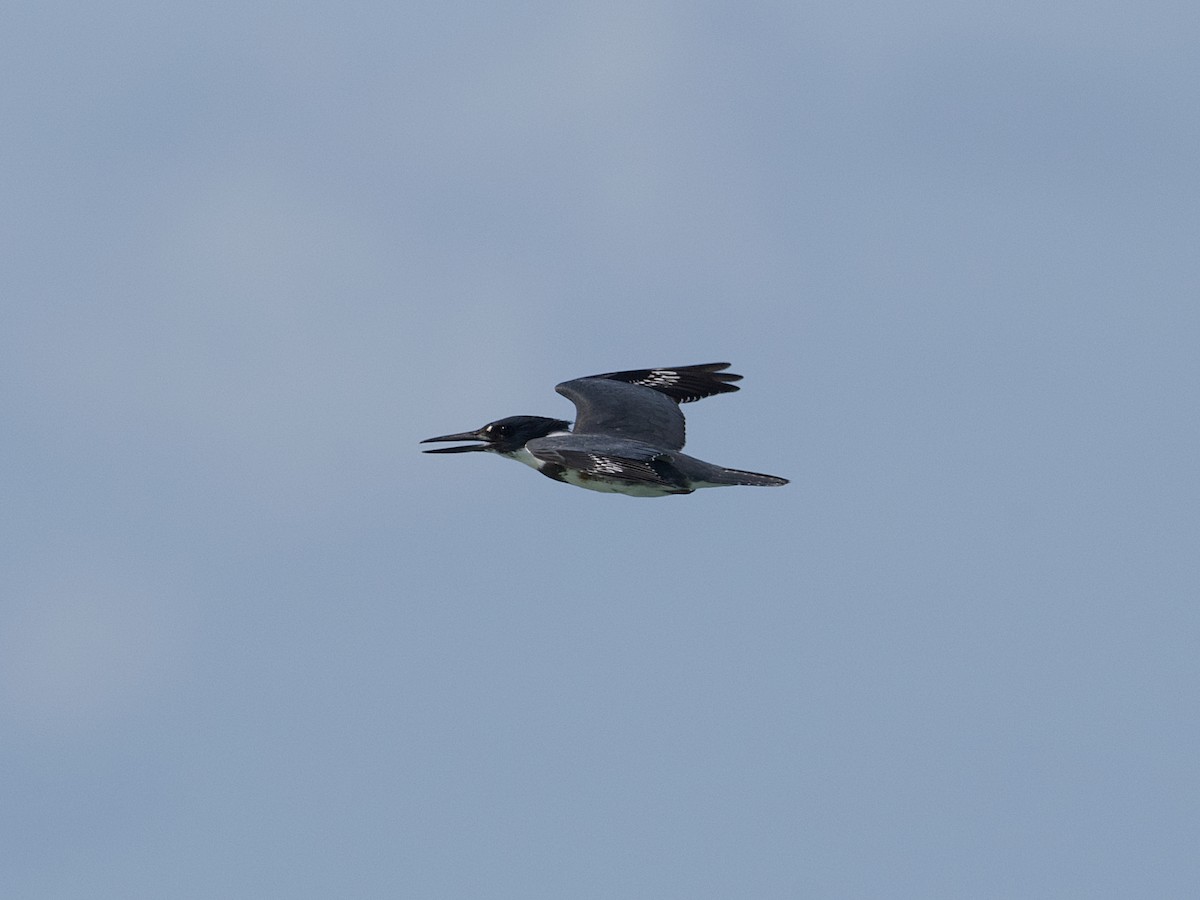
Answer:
xmin=592 ymin=362 xmax=745 ymax=404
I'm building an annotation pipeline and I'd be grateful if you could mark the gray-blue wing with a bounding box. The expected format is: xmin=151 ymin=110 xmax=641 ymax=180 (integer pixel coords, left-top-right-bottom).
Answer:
xmin=556 ymin=378 xmax=688 ymax=449
xmin=527 ymin=435 xmax=689 ymax=491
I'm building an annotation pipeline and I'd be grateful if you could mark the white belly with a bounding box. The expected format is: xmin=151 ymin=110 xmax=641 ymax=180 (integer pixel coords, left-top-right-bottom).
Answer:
xmin=558 ymin=469 xmax=690 ymax=497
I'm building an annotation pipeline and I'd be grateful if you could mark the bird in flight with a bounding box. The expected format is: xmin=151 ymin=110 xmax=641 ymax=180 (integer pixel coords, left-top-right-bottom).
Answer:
xmin=421 ymin=362 xmax=788 ymax=497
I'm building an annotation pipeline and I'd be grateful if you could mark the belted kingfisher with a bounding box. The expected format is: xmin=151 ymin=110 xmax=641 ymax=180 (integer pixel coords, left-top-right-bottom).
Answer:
xmin=421 ymin=362 xmax=788 ymax=497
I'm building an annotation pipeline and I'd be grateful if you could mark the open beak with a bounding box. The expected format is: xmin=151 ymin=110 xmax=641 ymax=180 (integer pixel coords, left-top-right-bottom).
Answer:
xmin=420 ymin=429 xmax=492 ymax=453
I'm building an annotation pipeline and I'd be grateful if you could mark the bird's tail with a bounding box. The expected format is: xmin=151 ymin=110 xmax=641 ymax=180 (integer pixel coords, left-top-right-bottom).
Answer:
xmin=709 ymin=466 xmax=789 ymax=487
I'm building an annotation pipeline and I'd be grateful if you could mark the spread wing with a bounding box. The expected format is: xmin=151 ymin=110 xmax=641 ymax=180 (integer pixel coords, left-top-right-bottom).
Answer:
xmin=556 ymin=378 xmax=688 ymax=449
xmin=588 ymin=362 xmax=742 ymax=403
xmin=556 ymin=363 xmax=741 ymax=451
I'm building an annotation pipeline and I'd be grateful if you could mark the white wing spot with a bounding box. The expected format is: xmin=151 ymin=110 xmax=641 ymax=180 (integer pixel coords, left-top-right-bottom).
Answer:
xmin=588 ymin=455 xmax=624 ymax=475
xmin=643 ymin=370 xmax=680 ymax=387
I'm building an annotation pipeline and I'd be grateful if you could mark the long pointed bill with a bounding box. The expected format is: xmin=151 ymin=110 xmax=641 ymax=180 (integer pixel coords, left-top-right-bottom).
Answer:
xmin=420 ymin=429 xmax=492 ymax=453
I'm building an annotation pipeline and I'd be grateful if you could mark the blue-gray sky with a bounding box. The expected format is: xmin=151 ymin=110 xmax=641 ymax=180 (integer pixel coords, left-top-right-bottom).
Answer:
xmin=4 ymin=3 xmax=1198 ymax=898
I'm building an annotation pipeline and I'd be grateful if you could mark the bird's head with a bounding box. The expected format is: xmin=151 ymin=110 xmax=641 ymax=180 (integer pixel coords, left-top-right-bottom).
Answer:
xmin=421 ymin=415 xmax=571 ymax=455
